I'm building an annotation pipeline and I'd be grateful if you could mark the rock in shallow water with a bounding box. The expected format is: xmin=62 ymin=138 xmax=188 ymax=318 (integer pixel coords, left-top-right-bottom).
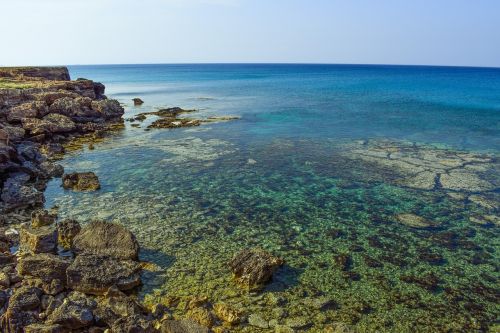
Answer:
xmin=62 ymin=172 xmax=100 ymax=191
xmin=66 ymin=254 xmax=141 ymax=295
xmin=20 ymin=224 xmax=58 ymax=253
xmin=72 ymin=220 xmax=139 ymax=260
xmin=229 ymin=248 xmax=284 ymax=291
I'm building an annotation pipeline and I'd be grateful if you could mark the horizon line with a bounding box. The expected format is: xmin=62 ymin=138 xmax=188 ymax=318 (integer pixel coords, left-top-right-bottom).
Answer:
xmin=1 ymin=62 xmax=500 ymax=70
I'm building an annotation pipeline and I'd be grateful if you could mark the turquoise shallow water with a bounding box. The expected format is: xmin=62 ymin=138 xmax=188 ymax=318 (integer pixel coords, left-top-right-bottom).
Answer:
xmin=45 ymin=65 xmax=499 ymax=332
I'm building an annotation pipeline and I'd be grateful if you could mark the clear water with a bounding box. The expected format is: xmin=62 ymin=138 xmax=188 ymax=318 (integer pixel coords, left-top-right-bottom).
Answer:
xmin=45 ymin=64 xmax=499 ymax=332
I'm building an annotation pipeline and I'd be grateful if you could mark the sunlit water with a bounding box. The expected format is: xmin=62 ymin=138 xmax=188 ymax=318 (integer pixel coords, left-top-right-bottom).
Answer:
xmin=45 ymin=65 xmax=499 ymax=332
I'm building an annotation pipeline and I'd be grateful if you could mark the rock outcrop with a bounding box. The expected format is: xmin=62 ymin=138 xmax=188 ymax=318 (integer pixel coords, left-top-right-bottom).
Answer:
xmin=0 ymin=66 xmax=123 ymax=213
xmin=62 ymin=172 xmax=101 ymax=192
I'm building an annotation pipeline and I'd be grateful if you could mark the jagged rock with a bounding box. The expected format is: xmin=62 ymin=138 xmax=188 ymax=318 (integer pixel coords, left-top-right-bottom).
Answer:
xmin=57 ymin=219 xmax=81 ymax=249
xmin=94 ymin=293 xmax=148 ymax=327
xmin=34 ymin=91 xmax=80 ymax=105
xmin=1 ymin=125 xmax=26 ymax=142
xmin=39 ymin=161 xmax=64 ymax=178
xmin=21 ymin=114 xmax=75 ymax=135
xmin=6 ymin=101 xmax=48 ymax=123
xmin=47 ymin=292 xmax=96 ymax=329
xmin=8 ymin=286 xmax=42 ymax=310
xmin=72 ymin=220 xmax=139 ymax=260
xmin=133 ymin=98 xmax=144 ymax=106
xmin=20 ymin=224 xmax=57 ymax=253
xmin=91 ymin=99 xmax=124 ymax=119
xmin=229 ymin=248 xmax=284 ymax=290
xmin=1 ymin=172 xmax=44 ymax=210
xmin=66 ymin=254 xmax=141 ymax=295
xmin=1 ymin=306 xmax=40 ymax=333
xmin=161 ymin=320 xmax=210 ymax=333
xmin=110 ymin=314 xmax=155 ymax=333
xmin=62 ymin=172 xmax=100 ymax=191
xmin=17 ymin=253 xmax=70 ymax=285
xmin=0 ymin=271 xmax=10 ymax=288
xmin=187 ymin=307 xmax=216 ymax=328
xmin=31 ymin=209 xmax=57 ymax=228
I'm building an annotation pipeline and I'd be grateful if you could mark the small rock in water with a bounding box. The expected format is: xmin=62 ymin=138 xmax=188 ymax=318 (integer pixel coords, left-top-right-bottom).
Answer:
xmin=62 ymin=172 xmax=101 ymax=192
xmin=247 ymin=158 xmax=257 ymax=165
xmin=132 ymin=98 xmax=144 ymax=106
xmin=229 ymin=248 xmax=284 ymax=291
xmin=213 ymin=302 xmax=242 ymax=325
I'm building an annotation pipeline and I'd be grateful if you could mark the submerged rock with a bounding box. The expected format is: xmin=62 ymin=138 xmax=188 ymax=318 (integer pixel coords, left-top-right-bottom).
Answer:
xmin=394 ymin=213 xmax=436 ymax=229
xmin=161 ymin=320 xmax=210 ymax=333
xmin=72 ymin=220 xmax=139 ymax=260
xmin=229 ymin=248 xmax=284 ymax=291
xmin=62 ymin=172 xmax=100 ymax=191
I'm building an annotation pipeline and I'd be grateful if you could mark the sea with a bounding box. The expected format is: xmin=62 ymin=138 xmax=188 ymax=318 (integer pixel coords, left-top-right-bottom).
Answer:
xmin=44 ymin=64 xmax=500 ymax=332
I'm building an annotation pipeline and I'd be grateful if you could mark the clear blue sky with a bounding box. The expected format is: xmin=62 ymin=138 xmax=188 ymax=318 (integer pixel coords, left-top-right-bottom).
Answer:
xmin=1 ymin=0 xmax=499 ymax=67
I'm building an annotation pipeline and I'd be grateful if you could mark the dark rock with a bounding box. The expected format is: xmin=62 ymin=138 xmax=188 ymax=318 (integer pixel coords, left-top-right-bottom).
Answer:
xmin=47 ymin=292 xmax=96 ymax=329
xmin=17 ymin=253 xmax=70 ymax=290
xmin=31 ymin=209 xmax=57 ymax=228
xmin=229 ymin=248 xmax=284 ymax=291
xmin=62 ymin=172 xmax=100 ymax=191
xmin=111 ymin=314 xmax=155 ymax=333
xmin=91 ymin=99 xmax=124 ymax=119
xmin=57 ymin=219 xmax=81 ymax=250
xmin=1 ymin=172 xmax=44 ymax=209
xmin=161 ymin=320 xmax=210 ymax=333
xmin=20 ymin=224 xmax=57 ymax=253
xmin=1 ymin=306 xmax=40 ymax=333
xmin=1 ymin=125 xmax=26 ymax=142
xmin=72 ymin=220 xmax=139 ymax=260
xmin=133 ymin=98 xmax=144 ymax=106
xmin=39 ymin=161 xmax=64 ymax=178
xmin=8 ymin=286 xmax=42 ymax=310
xmin=6 ymin=101 xmax=47 ymax=123
xmin=66 ymin=254 xmax=141 ymax=295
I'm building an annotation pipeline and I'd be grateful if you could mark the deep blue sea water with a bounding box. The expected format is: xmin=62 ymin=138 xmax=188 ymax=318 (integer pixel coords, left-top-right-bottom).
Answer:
xmin=45 ymin=64 xmax=499 ymax=332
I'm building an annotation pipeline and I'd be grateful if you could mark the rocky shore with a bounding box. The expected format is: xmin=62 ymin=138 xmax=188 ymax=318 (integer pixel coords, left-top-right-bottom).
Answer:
xmin=0 ymin=67 xmax=285 ymax=332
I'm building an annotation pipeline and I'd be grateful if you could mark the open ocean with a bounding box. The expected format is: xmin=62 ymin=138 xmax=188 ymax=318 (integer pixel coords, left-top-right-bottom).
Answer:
xmin=45 ymin=64 xmax=500 ymax=332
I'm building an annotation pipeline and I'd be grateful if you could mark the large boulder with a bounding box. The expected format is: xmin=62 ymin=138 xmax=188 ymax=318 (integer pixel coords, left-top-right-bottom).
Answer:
xmin=20 ymin=224 xmax=57 ymax=253
xmin=72 ymin=221 xmax=139 ymax=260
xmin=229 ymin=248 xmax=284 ymax=291
xmin=17 ymin=253 xmax=70 ymax=284
xmin=62 ymin=172 xmax=100 ymax=192
xmin=66 ymin=254 xmax=141 ymax=295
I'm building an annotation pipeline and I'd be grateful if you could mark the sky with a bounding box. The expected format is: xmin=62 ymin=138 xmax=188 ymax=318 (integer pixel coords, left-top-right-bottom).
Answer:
xmin=1 ymin=0 xmax=499 ymax=67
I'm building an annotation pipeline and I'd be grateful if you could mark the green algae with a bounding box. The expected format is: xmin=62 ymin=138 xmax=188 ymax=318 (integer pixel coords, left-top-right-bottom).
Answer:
xmin=44 ymin=137 xmax=499 ymax=332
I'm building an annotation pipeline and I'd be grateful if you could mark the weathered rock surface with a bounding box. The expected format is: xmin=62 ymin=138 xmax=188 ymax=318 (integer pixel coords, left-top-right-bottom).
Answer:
xmin=20 ymin=225 xmax=57 ymax=253
xmin=17 ymin=253 xmax=70 ymax=285
xmin=229 ymin=248 xmax=284 ymax=290
xmin=57 ymin=219 xmax=81 ymax=249
xmin=133 ymin=98 xmax=144 ymax=106
xmin=31 ymin=209 xmax=57 ymax=228
xmin=72 ymin=220 xmax=139 ymax=260
xmin=66 ymin=254 xmax=141 ymax=295
xmin=62 ymin=172 xmax=100 ymax=191
xmin=46 ymin=292 xmax=96 ymax=329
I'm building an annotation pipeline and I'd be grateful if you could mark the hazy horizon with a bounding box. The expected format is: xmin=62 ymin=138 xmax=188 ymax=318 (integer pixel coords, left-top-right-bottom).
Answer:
xmin=1 ymin=0 xmax=500 ymax=68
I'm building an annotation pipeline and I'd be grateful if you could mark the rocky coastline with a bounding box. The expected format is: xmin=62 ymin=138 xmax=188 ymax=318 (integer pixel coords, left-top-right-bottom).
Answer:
xmin=0 ymin=67 xmax=283 ymax=332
